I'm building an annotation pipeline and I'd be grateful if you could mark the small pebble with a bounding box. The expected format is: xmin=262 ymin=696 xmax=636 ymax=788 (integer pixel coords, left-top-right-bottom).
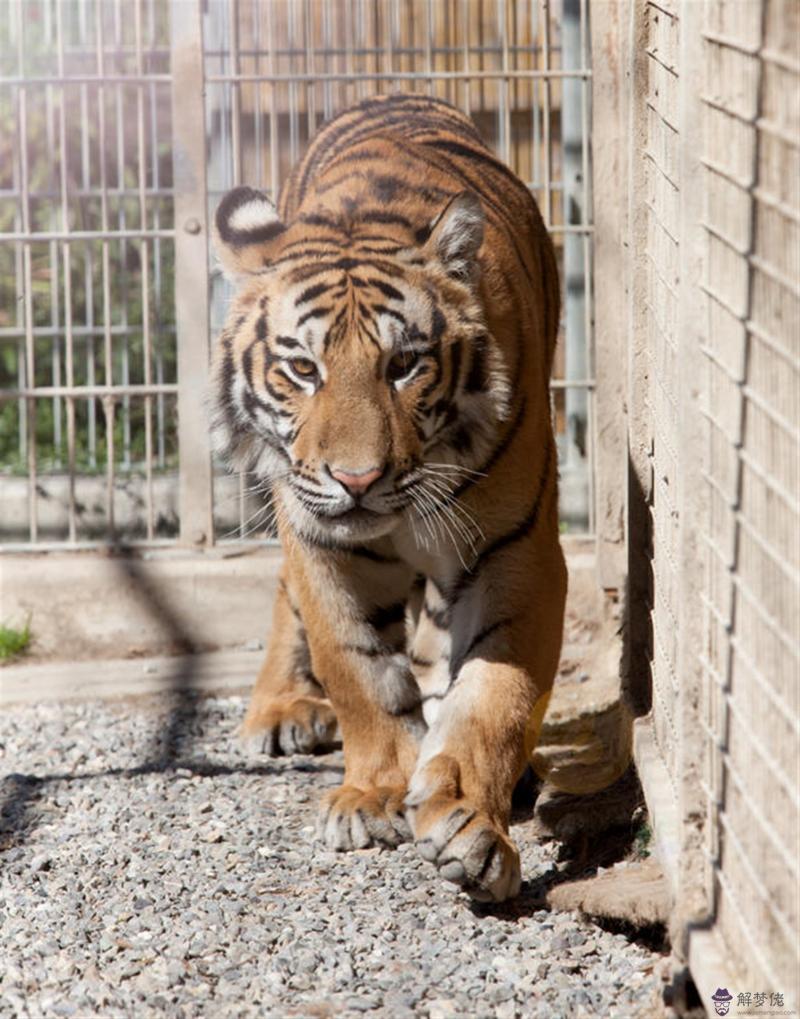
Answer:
xmin=0 ymin=694 xmax=665 ymax=1017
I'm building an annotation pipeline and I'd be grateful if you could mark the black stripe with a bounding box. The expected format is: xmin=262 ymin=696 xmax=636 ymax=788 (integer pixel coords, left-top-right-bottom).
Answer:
xmin=279 ymin=578 xmax=303 ymax=622
xmin=295 ymin=282 xmax=332 ymax=306
xmin=371 ymin=304 xmax=406 ymax=326
xmin=450 ymin=617 xmax=513 ymax=680
xmin=367 ymin=602 xmax=407 ymax=631
xmin=342 ymin=642 xmax=389 ymax=659
xmin=453 ymin=396 xmax=527 ymax=498
xmin=449 ymin=442 xmax=553 ymax=602
xmin=356 ymin=244 xmax=403 ymax=256
xmin=218 ymin=337 xmax=236 ymax=416
xmin=367 ymin=278 xmax=405 ymax=302
xmin=431 ymin=307 xmax=447 ymax=342
xmin=355 ymin=209 xmax=413 ymax=229
xmin=447 ymin=340 xmax=462 ymax=402
xmin=275 ymin=335 xmax=301 ymax=350
xmin=297 ymin=306 xmax=330 ymax=327
xmin=324 ymin=306 xmax=348 ymax=349
xmin=464 ymin=335 xmax=489 ymax=393
xmin=299 ymin=212 xmax=342 ymax=230
xmin=426 ymin=138 xmax=524 ymax=194
xmin=350 ymin=545 xmax=401 ymax=564
xmin=423 ymin=601 xmax=450 ymax=629
xmin=264 ymin=379 xmax=288 ymax=403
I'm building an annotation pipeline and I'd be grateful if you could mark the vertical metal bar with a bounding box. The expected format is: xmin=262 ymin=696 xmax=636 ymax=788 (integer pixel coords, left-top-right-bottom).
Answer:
xmin=344 ymin=0 xmax=354 ymax=108
xmin=79 ymin=79 xmax=97 ymax=468
xmin=580 ymin=0 xmax=594 ymax=535
xmin=541 ymin=0 xmax=552 ymax=227
xmin=115 ymin=0 xmax=131 ymax=472
xmin=384 ymin=0 xmax=395 ymax=107
xmin=304 ymin=0 xmax=316 ymax=141
xmin=268 ymin=0 xmax=279 ymax=196
xmin=254 ymin=0 xmax=264 ymax=185
xmin=46 ymin=80 xmax=63 ymax=470
xmin=135 ymin=0 xmax=154 ymax=540
xmin=424 ymin=0 xmax=434 ymax=96
xmin=498 ymin=0 xmax=510 ymax=165
xmin=149 ymin=21 xmax=166 ymax=469
xmin=171 ymin=0 xmax=213 ymax=547
xmin=562 ymin=0 xmax=588 ymax=531
xmin=228 ymin=0 xmax=242 ymax=184
xmin=461 ymin=0 xmax=470 ymax=118
xmin=530 ymin=0 xmax=540 ymax=193
xmin=16 ymin=0 xmax=37 ymax=542
xmin=321 ymin=0 xmax=332 ymax=120
xmin=288 ymin=0 xmax=299 ymax=167
xmin=227 ymin=0 xmax=245 ymax=536
xmin=95 ymin=0 xmax=116 ymax=538
xmin=56 ymin=0 xmax=78 ymax=543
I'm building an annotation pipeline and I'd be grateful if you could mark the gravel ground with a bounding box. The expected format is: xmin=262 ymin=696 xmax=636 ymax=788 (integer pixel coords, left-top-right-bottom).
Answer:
xmin=0 ymin=694 xmax=666 ymax=1019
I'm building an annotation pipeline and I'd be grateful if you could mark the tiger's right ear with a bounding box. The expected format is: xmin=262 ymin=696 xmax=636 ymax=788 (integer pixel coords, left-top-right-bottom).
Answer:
xmin=213 ymin=186 xmax=286 ymax=277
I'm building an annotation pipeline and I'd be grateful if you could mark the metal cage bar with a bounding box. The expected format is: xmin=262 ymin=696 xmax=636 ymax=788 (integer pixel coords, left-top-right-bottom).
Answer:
xmin=1 ymin=0 xmax=595 ymax=550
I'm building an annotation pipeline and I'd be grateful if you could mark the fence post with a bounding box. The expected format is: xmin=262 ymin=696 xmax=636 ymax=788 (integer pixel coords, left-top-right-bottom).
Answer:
xmin=171 ymin=0 xmax=214 ymax=547
xmin=590 ymin=0 xmax=628 ymax=591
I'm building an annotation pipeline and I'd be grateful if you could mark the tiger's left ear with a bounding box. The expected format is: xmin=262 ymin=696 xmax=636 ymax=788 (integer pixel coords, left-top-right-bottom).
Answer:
xmin=422 ymin=190 xmax=484 ymax=283
xmin=213 ymin=186 xmax=286 ymax=278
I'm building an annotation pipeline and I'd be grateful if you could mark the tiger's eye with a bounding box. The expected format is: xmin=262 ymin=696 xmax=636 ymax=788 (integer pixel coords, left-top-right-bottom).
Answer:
xmin=289 ymin=357 xmax=318 ymax=379
xmin=387 ymin=349 xmax=421 ymax=383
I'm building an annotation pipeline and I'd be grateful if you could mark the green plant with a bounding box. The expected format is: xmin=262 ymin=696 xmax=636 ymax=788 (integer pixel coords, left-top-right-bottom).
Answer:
xmin=632 ymin=821 xmax=653 ymax=860
xmin=0 ymin=618 xmax=31 ymax=661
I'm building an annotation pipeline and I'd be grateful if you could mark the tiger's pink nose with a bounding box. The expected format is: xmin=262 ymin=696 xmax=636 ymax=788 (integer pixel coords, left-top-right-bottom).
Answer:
xmin=330 ymin=465 xmax=384 ymax=495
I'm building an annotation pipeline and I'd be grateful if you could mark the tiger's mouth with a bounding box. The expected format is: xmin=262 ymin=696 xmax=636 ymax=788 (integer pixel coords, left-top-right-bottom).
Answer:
xmin=284 ymin=484 xmax=404 ymax=543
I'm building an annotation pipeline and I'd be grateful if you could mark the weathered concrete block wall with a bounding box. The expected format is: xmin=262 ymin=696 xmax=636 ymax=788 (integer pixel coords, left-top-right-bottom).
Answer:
xmin=594 ymin=0 xmax=799 ymax=1007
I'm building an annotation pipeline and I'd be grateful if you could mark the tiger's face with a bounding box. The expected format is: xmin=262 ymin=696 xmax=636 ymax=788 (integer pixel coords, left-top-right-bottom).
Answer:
xmin=212 ymin=187 xmax=510 ymax=545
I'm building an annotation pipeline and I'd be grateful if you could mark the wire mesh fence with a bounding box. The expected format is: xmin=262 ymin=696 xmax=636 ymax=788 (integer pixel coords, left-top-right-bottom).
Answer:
xmin=0 ymin=0 xmax=594 ymax=549
xmin=0 ymin=0 xmax=178 ymax=546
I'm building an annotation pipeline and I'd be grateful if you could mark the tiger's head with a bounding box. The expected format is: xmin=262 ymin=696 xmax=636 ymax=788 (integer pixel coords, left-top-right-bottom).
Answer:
xmin=211 ymin=185 xmax=510 ymax=545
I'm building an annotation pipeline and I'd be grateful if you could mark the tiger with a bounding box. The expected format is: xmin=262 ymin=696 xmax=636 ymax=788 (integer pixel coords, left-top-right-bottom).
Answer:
xmin=211 ymin=93 xmax=567 ymax=902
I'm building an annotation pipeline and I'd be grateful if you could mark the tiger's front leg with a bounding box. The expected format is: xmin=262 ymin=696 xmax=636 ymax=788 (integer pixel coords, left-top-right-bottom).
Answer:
xmin=243 ymin=566 xmax=338 ymax=756
xmin=289 ymin=545 xmax=425 ymax=850
xmin=407 ymin=537 xmax=567 ymax=902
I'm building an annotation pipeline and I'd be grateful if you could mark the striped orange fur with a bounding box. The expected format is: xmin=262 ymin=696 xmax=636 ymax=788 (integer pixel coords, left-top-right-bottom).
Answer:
xmin=211 ymin=94 xmax=566 ymax=901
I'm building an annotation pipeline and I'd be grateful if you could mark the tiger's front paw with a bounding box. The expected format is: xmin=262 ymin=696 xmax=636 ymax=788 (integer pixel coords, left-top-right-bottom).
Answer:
xmin=317 ymin=784 xmax=411 ymax=850
xmin=408 ymin=795 xmax=522 ymax=903
xmin=242 ymin=696 xmax=338 ymax=756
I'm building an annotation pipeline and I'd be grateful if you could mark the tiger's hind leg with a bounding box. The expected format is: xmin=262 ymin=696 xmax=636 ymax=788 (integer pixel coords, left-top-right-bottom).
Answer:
xmin=243 ymin=570 xmax=338 ymax=756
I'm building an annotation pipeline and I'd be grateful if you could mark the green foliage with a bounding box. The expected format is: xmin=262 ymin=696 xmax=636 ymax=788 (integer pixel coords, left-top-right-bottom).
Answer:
xmin=0 ymin=56 xmax=178 ymax=479
xmin=0 ymin=619 xmax=31 ymax=661
xmin=632 ymin=821 xmax=653 ymax=860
